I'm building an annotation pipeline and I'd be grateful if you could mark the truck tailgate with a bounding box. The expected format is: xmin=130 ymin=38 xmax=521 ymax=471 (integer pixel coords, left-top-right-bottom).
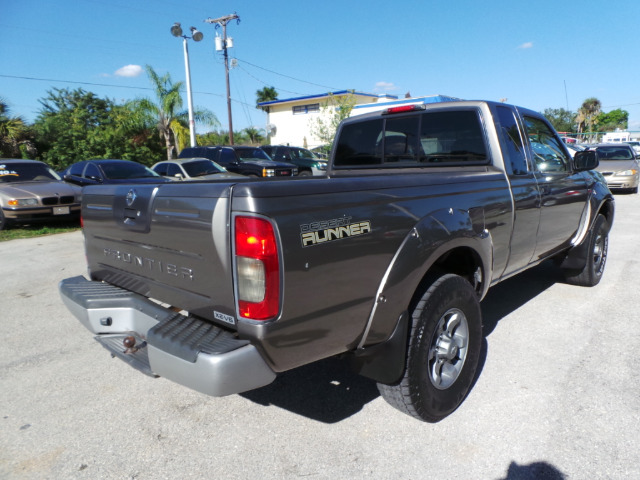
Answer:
xmin=81 ymin=182 xmax=237 ymax=326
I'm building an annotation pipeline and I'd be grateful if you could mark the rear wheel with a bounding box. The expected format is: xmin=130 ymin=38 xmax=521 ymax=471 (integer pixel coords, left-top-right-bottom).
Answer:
xmin=563 ymin=214 xmax=609 ymax=287
xmin=0 ymin=209 xmax=9 ymax=231
xmin=378 ymin=274 xmax=483 ymax=422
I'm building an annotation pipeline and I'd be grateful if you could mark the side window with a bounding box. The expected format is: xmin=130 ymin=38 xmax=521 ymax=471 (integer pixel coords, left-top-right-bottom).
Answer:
xmin=84 ymin=163 xmax=101 ymax=180
xmin=523 ymin=116 xmax=570 ymax=173
xmin=69 ymin=162 xmax=85 ymax=176
xmin=419 ymin=110 xmax=488 ymax=165
xmin=496 ymin=106 xmax=528 ymax=175
xmin=277 ymin=147 xmax=290 ymax=161
xmin=219 ymin=149 xmax=236 ymax=163
xmin=154 ymin=163 xmax=168 ymax=176
xmin=166 ymin=164 xmax=181 ymax=176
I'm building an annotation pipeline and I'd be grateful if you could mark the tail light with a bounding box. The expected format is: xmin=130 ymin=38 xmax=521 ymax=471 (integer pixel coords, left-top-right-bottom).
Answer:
xmin=234 ymin=216 xmax=280 ymax=320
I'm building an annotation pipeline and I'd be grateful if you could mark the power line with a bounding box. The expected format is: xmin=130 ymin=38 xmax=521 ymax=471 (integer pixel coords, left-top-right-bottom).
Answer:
xmin=234 ymin=57 xmax=339 ymax=91
xmin=235 ymin=63 xmax=308 ymax=97
xmin=0 ymin=73 xmax=257 ymax=109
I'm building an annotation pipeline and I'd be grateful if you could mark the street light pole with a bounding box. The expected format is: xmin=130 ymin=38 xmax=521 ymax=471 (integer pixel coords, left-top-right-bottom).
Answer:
xmin=171 ymin=23 xmax=203 ymax=148
xmin=205 ymin=13 xmax=240 ymax=145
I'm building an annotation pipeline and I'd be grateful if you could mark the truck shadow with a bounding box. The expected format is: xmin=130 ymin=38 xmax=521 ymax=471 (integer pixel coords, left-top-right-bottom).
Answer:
xmin=240 ymin=356 xmax=380 ymax=424
xmin=242 ymin=260 xmax=564 ymax=423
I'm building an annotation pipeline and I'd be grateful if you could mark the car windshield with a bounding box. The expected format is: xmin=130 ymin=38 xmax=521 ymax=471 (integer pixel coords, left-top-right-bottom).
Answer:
xmin=595 ymin=147 xmax=635 ymax=160
xmin=100 ymin=162 xmax=160 ymax=179
xmin=0 ymin=162 xmax=60 ymax=183
xmin=182 ymin=160 xmax=225 ymax=177
xmin=236 ymin=148 xmax=271 ymax=161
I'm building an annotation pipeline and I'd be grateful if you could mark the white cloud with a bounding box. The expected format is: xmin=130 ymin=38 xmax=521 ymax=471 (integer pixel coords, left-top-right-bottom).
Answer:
xmin=114 ymin=65 xmax=144 ymax=77
xmin=518 ymin=42 xmax=534 ymax=49
xmin=374 ymin=81 xmax=397 ymax=92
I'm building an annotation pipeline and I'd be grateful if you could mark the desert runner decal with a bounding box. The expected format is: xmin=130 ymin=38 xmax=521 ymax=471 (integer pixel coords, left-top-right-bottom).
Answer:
xmin=300 ymin=217 xmax=372 ymax=247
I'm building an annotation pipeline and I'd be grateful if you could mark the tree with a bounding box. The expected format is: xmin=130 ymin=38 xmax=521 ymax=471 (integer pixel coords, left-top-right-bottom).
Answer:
xmin=308 ymin=92 xmax=356 ymax=146
xmin=32 ymin=88 xmax=164 ymax=169
xmin=576 ymin=97 xmax=602 ymax=142
xmin=256 ymin=86 xmax=278 ymax=110
xmin=33 ymin=88 xmax=116 ymax=169
xmin=0 ymin=98 xmax=33 ymax=158
xmin=243 ymin=126 xmax=264 ymax=145
xmin=132 ymin=65 xmax=219 ymax=160
xmin=542 ymin=108 xmax=576 ymax=133
xmin=596 ymin=108 xmax=628 ymax=133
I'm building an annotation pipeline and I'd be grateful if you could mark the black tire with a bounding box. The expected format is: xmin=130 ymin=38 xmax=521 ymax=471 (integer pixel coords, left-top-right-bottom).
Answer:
xmin=0 ymin=209 xmax=8 ymax=231
xmin=378 ymin=274 xmax=483 ymax=422
xmin=298 ymin=170 xmax=312 ymax=177
xmin=563 ymin=214 xmax=609 ymax=287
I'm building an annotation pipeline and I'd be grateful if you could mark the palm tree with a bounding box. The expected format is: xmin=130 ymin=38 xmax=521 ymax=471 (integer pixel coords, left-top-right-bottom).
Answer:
xmin=243 ymin=126 xmax=264 ymax=145
xmin=577 ymin=97 xmax=602 ymax=143
xmin=0 ymin=98 xmax=32 ymax=158
xmin=134 ymin=65 xmax=219 ymax=160
xmin=256 ymin=87 xmax=278 ymax=111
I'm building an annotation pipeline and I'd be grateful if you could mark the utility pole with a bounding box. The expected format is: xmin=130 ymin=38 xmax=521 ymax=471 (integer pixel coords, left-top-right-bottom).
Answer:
xmin=206 ymin=13 xmax=240 ymax=145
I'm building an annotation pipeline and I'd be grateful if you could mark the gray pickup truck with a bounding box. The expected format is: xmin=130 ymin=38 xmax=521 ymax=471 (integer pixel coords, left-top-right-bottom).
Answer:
xmin=59 ymin=100 xmax=614 ymax=422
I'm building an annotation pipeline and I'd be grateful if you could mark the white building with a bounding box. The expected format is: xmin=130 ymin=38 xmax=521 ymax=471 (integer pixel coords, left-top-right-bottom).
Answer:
xmin=602 ymin=131 xmax=632 ymax=143
xmin=257 ymin=91 xmax=459 ymax=149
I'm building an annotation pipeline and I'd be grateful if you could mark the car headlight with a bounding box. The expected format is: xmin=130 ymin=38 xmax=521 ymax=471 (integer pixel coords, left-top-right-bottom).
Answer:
xmin=8 ymin=198 xmax=39 ymax=207
xmin=315 ymin=162 xmax=328 ymax=171
xmin=262 ymin=168 xmax=275 ymax=177
xmin=617 ymin=169 xmax=638 ymax=176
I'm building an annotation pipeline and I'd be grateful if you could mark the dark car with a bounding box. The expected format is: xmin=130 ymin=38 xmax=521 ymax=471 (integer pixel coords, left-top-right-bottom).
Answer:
xmin=151 ymin=158 xmax=243 ymax=181
xmin=179 ymin=146 xmax=297 ymax=178
xmin=62 ymin=159 xmax=171 ymax=186
xmin=0 ymin=159 xmax=81 ymax=230
xmin=259 ymin=145 xmax=328 ymax=176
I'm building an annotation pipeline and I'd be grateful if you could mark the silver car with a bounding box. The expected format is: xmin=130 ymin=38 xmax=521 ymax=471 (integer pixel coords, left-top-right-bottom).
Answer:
xmin=151 ymin=157 xmax=243 ymax=181
xmin=0 ymin=159 xmax=81 ymax=230
xmin=590 ymin=144 xmax=639 ymax=194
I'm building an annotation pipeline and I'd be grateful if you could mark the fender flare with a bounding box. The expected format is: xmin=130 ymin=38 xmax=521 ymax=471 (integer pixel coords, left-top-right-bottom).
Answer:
xmin=357 ymin=207 xmax=493 ymax=350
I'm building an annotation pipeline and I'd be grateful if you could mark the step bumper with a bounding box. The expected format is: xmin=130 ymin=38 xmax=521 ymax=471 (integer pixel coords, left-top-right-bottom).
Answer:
xmin=59 ymin=275 xmax=276 ymax=396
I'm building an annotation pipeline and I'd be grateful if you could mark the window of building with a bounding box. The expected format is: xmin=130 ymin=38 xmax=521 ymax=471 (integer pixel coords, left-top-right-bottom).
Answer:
xmin=292 ymin=103 xmax=320 ymax=115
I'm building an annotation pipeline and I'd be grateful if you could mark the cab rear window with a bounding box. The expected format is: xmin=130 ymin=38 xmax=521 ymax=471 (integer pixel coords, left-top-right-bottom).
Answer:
xmin=334 ymin=110 xmax=489 ymax=168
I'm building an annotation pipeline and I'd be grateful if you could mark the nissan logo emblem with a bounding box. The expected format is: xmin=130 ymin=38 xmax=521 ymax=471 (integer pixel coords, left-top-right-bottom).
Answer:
xmin=126 ymin=189 xmax=137 ymax=207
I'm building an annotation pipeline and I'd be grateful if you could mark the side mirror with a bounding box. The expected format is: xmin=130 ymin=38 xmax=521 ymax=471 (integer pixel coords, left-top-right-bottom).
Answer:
xmin=174 ymin=173 xmax=184 ymax=180
xmin=574 ymin=150 xmax=599 ymax=171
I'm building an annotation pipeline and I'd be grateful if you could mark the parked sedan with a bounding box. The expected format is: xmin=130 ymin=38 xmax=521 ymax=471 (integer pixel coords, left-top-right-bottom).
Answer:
xmin=589 ymin=144 xmax=639 ymax=193
xmin=0 ymin=159 xmax=81 ymax=230
xmin=62 ymin=159 xmax=171 ymax=186
xmin=151 ymin=158 xmax=243 ymax=181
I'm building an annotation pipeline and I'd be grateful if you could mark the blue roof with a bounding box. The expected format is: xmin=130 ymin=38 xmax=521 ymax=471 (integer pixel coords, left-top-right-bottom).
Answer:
xmin=351 ymin=94 xmax=461 ymax=111
xmin=257 ymin=90 xmax=398 ymax=107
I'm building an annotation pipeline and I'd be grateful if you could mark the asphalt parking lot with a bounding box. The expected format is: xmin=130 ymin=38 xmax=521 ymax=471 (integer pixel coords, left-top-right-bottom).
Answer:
xmin=1 ymin=193 xmax=639 ymax=480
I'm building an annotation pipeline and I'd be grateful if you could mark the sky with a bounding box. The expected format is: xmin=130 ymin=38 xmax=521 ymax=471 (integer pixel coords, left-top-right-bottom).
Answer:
xmin=2 ymin=0 xmax=640 ymax=135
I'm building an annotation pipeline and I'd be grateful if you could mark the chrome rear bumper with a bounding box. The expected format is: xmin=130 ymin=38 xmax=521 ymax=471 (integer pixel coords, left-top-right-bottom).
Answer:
xmin=59 ymin=275 xmax=276 ymax=396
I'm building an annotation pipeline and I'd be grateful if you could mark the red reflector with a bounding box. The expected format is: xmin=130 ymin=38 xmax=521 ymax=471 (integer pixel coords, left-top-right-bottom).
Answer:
xmin=235 ymin=216 xmax=280 ymax=320
xmin=383 ymin=104 xmax=425 ymax=115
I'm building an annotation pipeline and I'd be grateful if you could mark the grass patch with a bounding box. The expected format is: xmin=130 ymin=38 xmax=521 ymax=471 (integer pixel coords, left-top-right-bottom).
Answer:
xmin=0 ymin=221 xmax=81 ymax=241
